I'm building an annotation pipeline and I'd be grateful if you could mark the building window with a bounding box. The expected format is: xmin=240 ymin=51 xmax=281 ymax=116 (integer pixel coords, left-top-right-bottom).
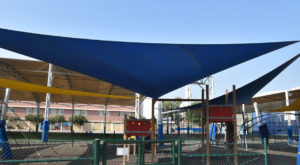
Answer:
xmin=74 ymin=110 xmax=80 ymax=115
xmin=50 ymin=109 xmax=57 ymax=115
xmin=26 ymin=108 xmax=33 ymax=114
xmin=98 ymin=111 xmax=103 ymax=116
xmin=58 ymin=109 xmax=64 ymax=115
xmin=34 ymin=108 xmax=38 ymax=114
xmin=8 ymin=107 xmax=14 ymax=113
xmin=106 ymin=111 xmax=110 ymax=116
xmin=81 ymin=110 xmax=87 ymax=116
xmin=127 ymin=112 xmax=132 ymax=116
xmin=120 ymin=112 xmax=124 ymax=117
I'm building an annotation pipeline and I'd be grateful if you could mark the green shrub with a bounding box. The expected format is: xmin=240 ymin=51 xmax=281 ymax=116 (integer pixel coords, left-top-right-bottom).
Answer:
xmin=69 ymin=115 xmax=87 ymax=125
xmin=25 ymin=114 xmax=44 ymax=122
xmin=49 ymin=115 xmax=65 ymax=124
xmin=8 ymin=116 xmax=20 ymax=121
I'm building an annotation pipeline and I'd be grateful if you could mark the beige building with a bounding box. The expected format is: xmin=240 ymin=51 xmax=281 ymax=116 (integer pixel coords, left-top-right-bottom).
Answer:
xmin=5 ymin=100 xmax=135 ymax=133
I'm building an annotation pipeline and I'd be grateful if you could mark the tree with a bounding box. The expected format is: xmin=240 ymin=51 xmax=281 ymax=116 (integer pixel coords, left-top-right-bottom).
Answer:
xmin=25 ymin=114 xmax=44 ymax=122
xmin=185 ymin=102 xmax=202 ymax=125
xmin=162 ymin=97 xmax=182 ymax=112
xmin=49 ymin=115 xmax=65 ymax=124
xmin=8 ymin=116 xmax=20 ymax=121
xmin=68 ymin=115 xmax=88 ymax=125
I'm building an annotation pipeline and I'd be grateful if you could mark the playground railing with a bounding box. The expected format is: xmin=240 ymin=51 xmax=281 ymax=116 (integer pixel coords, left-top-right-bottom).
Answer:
xmin=0 ymin=139 xmax=99 ymax=165
xmin=102 ymin=139 xmax=176 ymax=165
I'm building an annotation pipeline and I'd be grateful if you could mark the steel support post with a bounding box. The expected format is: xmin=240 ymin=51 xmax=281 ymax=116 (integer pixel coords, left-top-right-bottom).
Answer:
xmin=157 ymin=101 xmax=163 ymax=145
xmin=42 ymin=64 xmax=53 ymax=142
xmin=0 ymin=88 xmax=13 ymax=159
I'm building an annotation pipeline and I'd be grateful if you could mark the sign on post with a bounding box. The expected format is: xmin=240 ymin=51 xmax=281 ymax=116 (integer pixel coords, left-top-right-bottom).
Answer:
xmin=116 ymin=147 xmax=129 ymax=156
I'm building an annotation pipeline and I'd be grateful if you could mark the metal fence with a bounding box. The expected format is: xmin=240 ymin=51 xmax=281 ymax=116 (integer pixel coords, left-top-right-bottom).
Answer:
xmin=178 ymin=138 xmax=268 ymax=165
xmin=1 ymin=138 xmax=271 ymax=165
xmin=102 ymin=139 xmax=176 ymax=165
xmin=0 ymin=139 xmax=99 ymax=165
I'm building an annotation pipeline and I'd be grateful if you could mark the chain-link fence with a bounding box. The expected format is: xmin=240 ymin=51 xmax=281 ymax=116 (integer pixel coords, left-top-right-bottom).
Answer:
xmin=178 ymin=138 xmax=268 ymax=165
xmin=0 ymin=140 xmax=98 ymax=165
xmin=102 ymin=139 xmax=176 ymax=165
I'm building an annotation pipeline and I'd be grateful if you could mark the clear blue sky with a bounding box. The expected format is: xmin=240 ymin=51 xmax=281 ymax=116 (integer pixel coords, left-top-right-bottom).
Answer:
xmin=0 ymin=1 xmax=299 ymax=99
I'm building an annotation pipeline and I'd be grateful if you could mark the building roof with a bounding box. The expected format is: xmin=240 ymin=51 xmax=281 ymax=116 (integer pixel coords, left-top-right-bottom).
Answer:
xmin=0 ymin=57 xmax=135 ymax=106
xmin=7 ymin=101 xmax=135 ymax=112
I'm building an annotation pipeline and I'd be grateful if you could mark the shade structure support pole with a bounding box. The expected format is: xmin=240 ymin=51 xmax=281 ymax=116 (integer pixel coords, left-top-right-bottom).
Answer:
xmin=104 ymin=106 xmax=108 ymax=136
xmin=205 ymin=85 xmax=210 ymax=165
xmin=201 ymin=89 xmax=205 ymax=162
xmin=0 ymin=88 xmax=13 ymax=159
xmin=187 ymin=109 xmax=190 ymax=136
xmin=71 ymin=96 xmax=74 ymax=146
xmin=151 ymin=99 xmax=156 ymax=163
xmin=135 ymin=93 xmax=140 ymax=119
xmin=253 ymin=102 xmax=261 ymax=126
xmin=157 ymin=101 xmax=163 ymax=145
xmin=1 ymin=88 xmax=11 ymax=121
xmin=42 ymin=64 xmax=53 ymax=142
xmin=225 ymin=89 xmax=231 ymax=162
xmin=36 ymin=101 xmax=40 ymax=132
xmin=177 ymin=112 xmax=180 ymax=135
xmin=167 ymin=113 xmax=169 ymax=135
xmin=242 ymin=104 xmax=248 ymax=150
xmin=285 ymin=90 xmax=293 ymax=145
xmin=233 ymin=85 xmax=238 ymax=165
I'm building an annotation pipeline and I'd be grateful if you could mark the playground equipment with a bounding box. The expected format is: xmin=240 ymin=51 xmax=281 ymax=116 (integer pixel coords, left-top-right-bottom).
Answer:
xmin=123 ymin=115 xmax=157 ymax=164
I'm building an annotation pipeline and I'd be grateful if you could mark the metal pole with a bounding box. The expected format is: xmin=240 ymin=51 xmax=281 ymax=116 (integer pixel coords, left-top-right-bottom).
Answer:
xmin=36 ymin=101 xmax=40 ymax=132
xmin=264 ymin=138 xmax=268 ymax=165
xmin=71 ymin=97 xmax=74 ymax=146
xmin=253 ymin=102 xmax=261 ymax=126
xmin=177 ymin=139 xmax=182 ymax=165
xmin=93 ymin=139 xmax=100 ymax=165
xmin=42 ymin=64 xmax=53 ymax=142
xmin=233 ymin=85 xmax=238 ymax=165
xmin=205 ymin=85 xmax=210 ymax=165
xmin=135 ymin=93 xmax=140 ymax=119
xmin=158 ymin=101 xmax=163 ymax=144
xmin=1 ymin=88 xmax=11 ymax=120
xmin=104 ymin=106 xmax=107 ymax=135
xmin=167 ymin=113 xmax=169 ymax=135
xmin=187 ymin=109 xmax=190 ymax=136
xmin=201 ymin=89 xmax=205 ymax=157
xmin=0 ymin=88 xmax=13 ymax=159
xmin=285 ymin=90 xmax=293 ymax=145
xmin=242 ymin=104 xmax=248 ymax=150
xmin=151 ymin=99 xmax=156 ymax=163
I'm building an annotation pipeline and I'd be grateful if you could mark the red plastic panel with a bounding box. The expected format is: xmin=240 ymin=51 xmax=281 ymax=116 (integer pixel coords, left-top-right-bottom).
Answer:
xmin=209 ymin=106 xmax=233 ymax=122
xmin=126 ymin=120 xmax=152 ymax=136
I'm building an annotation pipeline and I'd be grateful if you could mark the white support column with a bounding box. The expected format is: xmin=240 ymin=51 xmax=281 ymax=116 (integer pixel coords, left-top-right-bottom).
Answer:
xmin=253 ymin=102 xmax=261 ymax=126
xmin=42 ymin=64 xmax=53 ymax=142
xmin=135 ymin=93 xmax=140 ymax=119
xmin=44 ymin=64 xmax=53 ymax=121
xmin=1 ymin=88 xmax=11 ymax=120
xmin=285 ymin=90 xmax=292 ymax=126
xmin=210 ymin=76 xmax=215 ymax=99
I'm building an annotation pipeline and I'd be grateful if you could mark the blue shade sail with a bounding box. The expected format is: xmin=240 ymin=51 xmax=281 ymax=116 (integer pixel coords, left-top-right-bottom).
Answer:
xmin=0 ymin=28 xmax=297 ymax=98
xmin=177 ymin=54 xmax=300 ymax=111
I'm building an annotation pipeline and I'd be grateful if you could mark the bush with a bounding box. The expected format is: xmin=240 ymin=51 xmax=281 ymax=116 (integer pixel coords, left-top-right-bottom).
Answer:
xmin=49 ymin=115 xmax=65 ymax=124
xmin=8 ymin=116 xmax=20 ymax=121
xmin=25 ymin=114 xmax=44 ymax=122
xmin=69 ymin=115 xmax=88 ymax=125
